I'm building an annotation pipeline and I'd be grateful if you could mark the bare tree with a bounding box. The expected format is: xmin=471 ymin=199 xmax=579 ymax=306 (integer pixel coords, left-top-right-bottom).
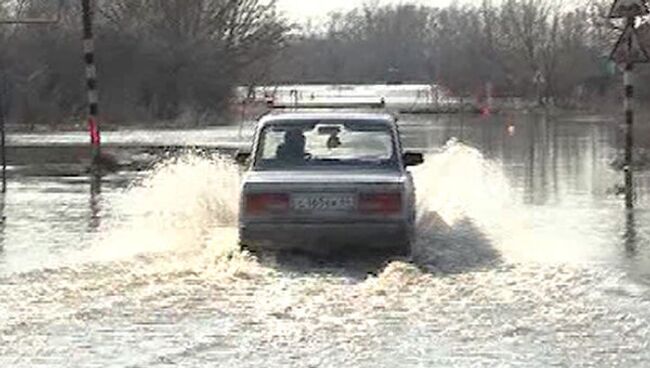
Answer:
xmin=271 ymin=0 xmax=624 ymax=107
xmin=0 ymin=0 xmax=288 ymax=126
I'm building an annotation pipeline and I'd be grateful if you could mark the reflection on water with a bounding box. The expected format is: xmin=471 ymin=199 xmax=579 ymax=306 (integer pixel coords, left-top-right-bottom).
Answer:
xmin=0 ymin=193 xmax=5 ymax=253
xmin=89 ymin=173 xmax=102 ymax=231
xmin=625 ymin=209 xmax=637 ymax=256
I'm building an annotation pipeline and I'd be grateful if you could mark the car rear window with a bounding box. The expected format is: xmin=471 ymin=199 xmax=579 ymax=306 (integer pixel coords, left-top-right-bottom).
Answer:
xmin=254 ymin=119 xmax=398 ymax=170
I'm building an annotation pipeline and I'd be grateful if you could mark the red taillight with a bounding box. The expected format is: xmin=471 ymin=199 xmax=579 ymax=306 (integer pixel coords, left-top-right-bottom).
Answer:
xmin=359 ymin=193 xmax=402 ymax=214
xmin=245 ymin=193 xmax=290 ymax=215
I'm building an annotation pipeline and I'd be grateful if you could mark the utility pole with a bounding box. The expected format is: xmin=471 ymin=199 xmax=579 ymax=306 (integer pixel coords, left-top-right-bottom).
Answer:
xmin=608 ymin=0 xmax=649 ymax=209
xmin=0 ymin=0 xmax=63 ymax=193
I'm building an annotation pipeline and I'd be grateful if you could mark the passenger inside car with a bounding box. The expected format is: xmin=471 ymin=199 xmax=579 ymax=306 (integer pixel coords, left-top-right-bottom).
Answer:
xmin=326 ymin=131 xmax=342 ymax=149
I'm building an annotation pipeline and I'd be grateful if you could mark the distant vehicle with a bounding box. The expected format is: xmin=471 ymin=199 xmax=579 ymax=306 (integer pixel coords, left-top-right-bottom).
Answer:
xmin=236 ymin=112 xmax=424 ymax=255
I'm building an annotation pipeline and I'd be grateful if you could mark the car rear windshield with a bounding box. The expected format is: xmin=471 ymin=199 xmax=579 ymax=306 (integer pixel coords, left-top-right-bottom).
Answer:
xmin=254 ymin=119 xmax=398 ymax=170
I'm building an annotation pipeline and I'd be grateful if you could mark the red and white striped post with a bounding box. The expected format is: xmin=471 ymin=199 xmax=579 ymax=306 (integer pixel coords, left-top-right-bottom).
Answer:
xmin=81 ymin=0 xmax=101 ymax=169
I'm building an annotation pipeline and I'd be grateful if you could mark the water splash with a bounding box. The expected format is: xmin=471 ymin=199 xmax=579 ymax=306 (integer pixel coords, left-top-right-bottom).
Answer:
xmin=410 ymin=139 xmax=513 ymax=271
xmin=413 ymin=138 xmax=513 ymax=229
xmin=97 ymin=141 xmax=513 ymax=273
xmin=408 ymin=138 xmax=612 ymax=267
xmin=85 ymin=140 xmax=528 ymax=273
xmin=63 ymin=137 xmax=591 ymax=278
xmin=89 ymin=152 xmax=243 ymax=265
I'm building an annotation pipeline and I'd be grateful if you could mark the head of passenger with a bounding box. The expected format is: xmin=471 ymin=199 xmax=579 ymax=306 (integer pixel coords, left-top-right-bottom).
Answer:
xmin=327 ymin=133 xmax=341 ymax=149
xmin=277 ymin=128 xmax=306 ymax=162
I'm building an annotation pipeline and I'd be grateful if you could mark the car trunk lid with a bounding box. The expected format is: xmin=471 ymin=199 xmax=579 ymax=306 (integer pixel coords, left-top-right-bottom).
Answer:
xmin=242 ymin=170 xmax=406 ymax=221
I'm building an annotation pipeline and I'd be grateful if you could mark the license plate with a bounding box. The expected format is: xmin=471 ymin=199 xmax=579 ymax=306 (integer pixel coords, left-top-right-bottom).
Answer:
xmin=292 ymin=193 xmax=356 ymax=212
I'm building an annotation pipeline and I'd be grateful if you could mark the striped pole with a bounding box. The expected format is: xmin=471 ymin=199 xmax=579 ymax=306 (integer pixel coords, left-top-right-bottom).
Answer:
xmin=624 ymin=62 xmax=634 ymax=209
xmin=82 ymin=0 xmax=100 ymax=168
xmin=0 ymin=75 xmax=6 ymax=193
xmin=623 ymin=17 xmax=635 ymax=210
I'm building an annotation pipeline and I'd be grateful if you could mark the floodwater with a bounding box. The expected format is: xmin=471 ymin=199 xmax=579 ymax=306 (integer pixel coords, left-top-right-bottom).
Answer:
xmin=2 ymin=112 xmax=650 ymax=367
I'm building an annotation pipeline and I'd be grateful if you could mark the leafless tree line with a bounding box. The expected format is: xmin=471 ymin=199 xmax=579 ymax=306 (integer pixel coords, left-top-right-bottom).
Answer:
xmin=270 ymin=0 xmax=650 ymax=108
xmin=0 ymin=0 xmax=288 ymax=127
xmin=0 ymin=0 xmax=647 ymax=127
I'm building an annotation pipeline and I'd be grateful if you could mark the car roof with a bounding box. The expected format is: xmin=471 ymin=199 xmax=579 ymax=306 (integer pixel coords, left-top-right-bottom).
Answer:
xmin=259 ymin=111 xmax=396 ymax=126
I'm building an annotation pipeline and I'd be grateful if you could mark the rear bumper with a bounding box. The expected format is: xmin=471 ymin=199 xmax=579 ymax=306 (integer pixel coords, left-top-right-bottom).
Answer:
xmin=239 ymin=221 xmax=412 ymax=251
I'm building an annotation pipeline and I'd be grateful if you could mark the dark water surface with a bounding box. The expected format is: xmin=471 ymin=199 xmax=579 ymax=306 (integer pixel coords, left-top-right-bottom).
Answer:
xmin=1 ymin=113 xmax=650 ymax=367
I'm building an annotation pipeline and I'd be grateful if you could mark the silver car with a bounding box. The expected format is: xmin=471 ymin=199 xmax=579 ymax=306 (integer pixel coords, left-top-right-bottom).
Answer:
xmin=237 ymin=112 xmax=424 ymax=255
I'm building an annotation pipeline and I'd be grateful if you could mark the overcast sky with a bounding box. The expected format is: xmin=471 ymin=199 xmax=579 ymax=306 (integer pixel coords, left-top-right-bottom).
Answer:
xmin=277 ymin=0 xmax=459 ymax=21
xmin=277 ymin=0 xmax=587 ymax=21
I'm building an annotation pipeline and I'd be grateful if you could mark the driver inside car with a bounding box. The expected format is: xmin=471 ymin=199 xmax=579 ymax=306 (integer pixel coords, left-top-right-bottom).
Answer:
xmin=276 ymin=128 xmax=307 ymax=163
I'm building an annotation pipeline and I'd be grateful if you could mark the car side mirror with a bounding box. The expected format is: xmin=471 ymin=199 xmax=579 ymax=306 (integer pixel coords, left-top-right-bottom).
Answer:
xmin=236 ymin=151 xmax=251 ymax=165
xmin=403 ymin=152 xmax=424 ymax=167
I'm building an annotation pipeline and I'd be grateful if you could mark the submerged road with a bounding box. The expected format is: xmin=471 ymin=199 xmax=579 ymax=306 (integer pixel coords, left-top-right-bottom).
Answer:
xmin=1 ymin=113 xmax=650 ymax=367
